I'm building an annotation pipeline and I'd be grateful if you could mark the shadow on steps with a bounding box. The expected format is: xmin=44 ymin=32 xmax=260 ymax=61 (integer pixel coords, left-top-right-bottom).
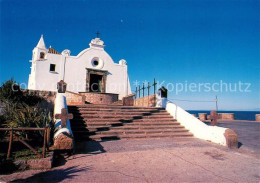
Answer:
xmin=75 ymin=141 xmax=107 ymax=154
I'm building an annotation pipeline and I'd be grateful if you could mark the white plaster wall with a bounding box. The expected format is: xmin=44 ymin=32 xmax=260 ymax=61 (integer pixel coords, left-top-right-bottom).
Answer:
xmin=36 ymin=54 xmax=63 ymax=91
xmin=165 ymin=101 xmax=228 ymax=146
xmin=64 ymin=47 xmax=131 ymax=99
xmin=28 ymin=44 xmax=131 ymax=99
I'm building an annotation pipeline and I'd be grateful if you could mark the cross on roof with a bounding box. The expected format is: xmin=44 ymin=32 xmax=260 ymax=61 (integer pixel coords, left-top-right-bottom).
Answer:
xmin=138 ymin=85 xmax=141 ymax=98
xmin=147 ymin=82 xmax=151 ymax=89
xmin=96 ymin=31 xmax=100 ymax=38
xmin=55 ymin=108 xmax=73 ymax=128
xmin=142 ymin=83 xmax=145 ymax=97
xmin=142 ymin=83 xmax=145 ymax=90
xmin=152 ymin=78 xmax=157 ymax=87
xmin=152 ymin=78 xmax=157 ymax=94
xmin=147 ymin=82 xmax=151 ymax=95
xmin=138 ymin=85 xmax=141 ymax=92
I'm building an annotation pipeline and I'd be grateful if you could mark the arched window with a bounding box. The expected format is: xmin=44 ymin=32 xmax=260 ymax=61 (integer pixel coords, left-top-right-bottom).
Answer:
xmin=40 ymin=52 xmax=45 ymax=59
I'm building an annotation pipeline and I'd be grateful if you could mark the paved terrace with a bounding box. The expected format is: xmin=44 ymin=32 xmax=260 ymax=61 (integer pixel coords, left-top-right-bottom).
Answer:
xmin=0 ymin=120 xmax=259 ymax=183
xmin=207 ymin=120 xmax=260 ymax=157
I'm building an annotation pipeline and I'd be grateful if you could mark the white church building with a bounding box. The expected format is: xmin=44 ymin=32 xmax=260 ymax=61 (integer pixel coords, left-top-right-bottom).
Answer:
xmin=28 ymin=35 xmax=131 ymax=100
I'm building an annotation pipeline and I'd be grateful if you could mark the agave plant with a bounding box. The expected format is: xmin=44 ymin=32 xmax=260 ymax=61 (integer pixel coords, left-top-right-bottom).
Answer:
xmin=0 ymin=78 xmax=53 ymax=140
xmin=3 ymin=102 xmax=53 ymax=139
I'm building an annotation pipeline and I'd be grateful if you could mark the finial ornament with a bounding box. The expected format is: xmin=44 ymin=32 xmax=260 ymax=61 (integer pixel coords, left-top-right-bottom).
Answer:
xmin=96 ymin=31 xmax=100 ymax=38
xmin=90 ymin=32 xmax=105 ymax=48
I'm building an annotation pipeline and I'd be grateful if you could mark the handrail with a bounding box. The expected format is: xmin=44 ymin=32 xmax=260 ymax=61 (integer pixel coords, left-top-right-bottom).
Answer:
xmin=0 ymin=126 xmax=50 ymax=159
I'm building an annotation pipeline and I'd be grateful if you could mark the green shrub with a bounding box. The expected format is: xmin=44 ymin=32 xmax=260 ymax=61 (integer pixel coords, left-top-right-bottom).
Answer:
xmin=0 ymin=78 xmax=42 ymax=106
xmin=0 ymin=78 xmax=23 ymax=103
xmin=2 ymin=102 xmax=53 ymax=139
xmin=0 ymin=79 xmax=53 ymax=139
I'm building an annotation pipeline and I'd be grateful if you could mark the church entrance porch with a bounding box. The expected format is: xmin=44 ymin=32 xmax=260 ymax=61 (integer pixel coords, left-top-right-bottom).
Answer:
xmin=86 ymin=69 xmax=107 ymax=93
xmin=79 ymin=92 xmax=119 ymax=105
xmin=75 ymin=68 xmax=119 ymax=104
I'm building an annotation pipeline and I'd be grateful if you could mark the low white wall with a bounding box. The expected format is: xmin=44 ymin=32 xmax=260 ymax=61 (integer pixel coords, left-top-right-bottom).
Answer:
xmin=166 ymin=101 xmax=228 ymax=146
xmin=54 ymin=93 xmax=73 ymax=139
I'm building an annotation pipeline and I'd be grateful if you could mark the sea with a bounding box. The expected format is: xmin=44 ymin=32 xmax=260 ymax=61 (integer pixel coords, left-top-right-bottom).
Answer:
xmin=187 ymin=110 xmax=260 ymax=121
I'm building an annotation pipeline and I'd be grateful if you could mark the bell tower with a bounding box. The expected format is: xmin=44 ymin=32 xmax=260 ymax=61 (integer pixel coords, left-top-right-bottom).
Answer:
xmin=28 ymin=35 xmax=48 ymax=90
xmin=32 ymin=34 xmax=47 ymax=61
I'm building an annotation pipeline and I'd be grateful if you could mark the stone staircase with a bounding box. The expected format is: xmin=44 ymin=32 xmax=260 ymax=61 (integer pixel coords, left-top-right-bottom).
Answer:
xmin=68 ymin=104 xmax=193 ymax=141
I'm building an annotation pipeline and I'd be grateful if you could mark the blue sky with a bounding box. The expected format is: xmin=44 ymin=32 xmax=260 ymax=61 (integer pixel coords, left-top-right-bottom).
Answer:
xmin=0 ymin=0 xmax=259 ymax=110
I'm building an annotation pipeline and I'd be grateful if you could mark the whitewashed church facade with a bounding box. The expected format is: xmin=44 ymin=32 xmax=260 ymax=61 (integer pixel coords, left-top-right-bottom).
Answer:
xmin=28 ymin=35 xmax=131 ymax=99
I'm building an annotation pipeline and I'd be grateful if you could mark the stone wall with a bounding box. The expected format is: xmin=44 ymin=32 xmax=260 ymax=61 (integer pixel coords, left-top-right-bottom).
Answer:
xmin=199 ymin=112 xmax=235 ymax=121
xmin=255 ymin=114 xmax=260 ymax=121
xmin=22 ymin=89 xmax=56 ymax=111
xmin=66 ymin=91 xmax=85 ymax=105
xmin=79 ymin=92 xmax=118 ymax=104
xmin=206 ymin=113 xmax=235 ymax=120
xmin=122 ymin=94 xmax=135 ymax=106
xmin=133 ymin=94 xmax=156 ymax=107
xmin=199 ymin=113 xmax=207 ymax=121
xmin=218 ymin=113 xmax=234 ymax=120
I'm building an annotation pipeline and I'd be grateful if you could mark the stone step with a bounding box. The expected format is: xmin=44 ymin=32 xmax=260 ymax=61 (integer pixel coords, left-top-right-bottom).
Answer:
xmin=72 ymin=124 xmax=181 ymax=130
xmin=72 ymin=125 xmax=185 ymax=131
xmin=72 ymin=126 xmax=185 ymax=133
xmin=87 ymin=122 xmax=180 ymax=127
xmin=122 ymin=122 xmax=181 ymax=126
xmin=68 ymin=105 xmax=163 ymax=110
xmin=74 ymin=121 xmax=123 ymax=126
xmin=73 ymin=116 xmax=174 ymax=121
xmin=71 ymin=111 xmax=169 ymax=115
xmin=82 ymin=118 xmax=177 ymax=122
xmin=74 ymin=111 xmax=170 ymax=115
xmin=71 ymin=120 xmax=179 ymax=125
xmin=77 ymin=114 xmax=172 ymax=119
xmin=69 ymin=104 xmax=193 ymax=142
xmin=73 ymin=129 xmax=189 ymax=137
xmin=71 ymin=119 xmax=177 ymax=125
xmin=68 ymin=108 xmax=166 ymax=113
xmin=96 ymin=128 xmax=189 ymax=135
xmin=87 ymin=133 xmax=193 ymax=141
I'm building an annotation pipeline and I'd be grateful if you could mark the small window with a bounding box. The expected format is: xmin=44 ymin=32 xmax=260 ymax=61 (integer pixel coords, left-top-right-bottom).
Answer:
xmin=40 ymin=52 xmax=45 ymax=59
xmin=93 ymin=60 xmax=99 ymax=66
xmin=50 ymin=64 xmax=56 ymax=72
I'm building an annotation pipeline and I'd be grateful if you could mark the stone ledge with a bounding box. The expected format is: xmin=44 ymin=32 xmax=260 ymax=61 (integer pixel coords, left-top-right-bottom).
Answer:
xmin=80 ymin=92 xmax=118 ymax=104
xmin=224 ymin=129 xmax=238 ymax=149
xmin=134 ymin=94 xmax=156 ymax=107
xmin=54 ymin=133 xmax=74 ymax=150
xmin=14 ymin=151 xmax=54 ymax=170
xmin=122 ymin=94 xmax=135 ymax=106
